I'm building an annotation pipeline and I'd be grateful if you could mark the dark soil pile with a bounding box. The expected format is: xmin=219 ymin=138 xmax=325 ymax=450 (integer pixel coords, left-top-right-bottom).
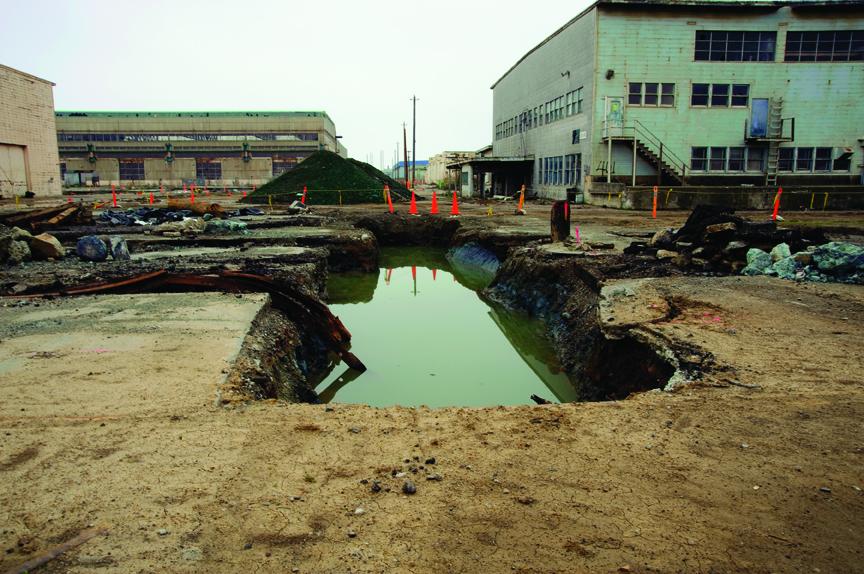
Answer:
xmin=243 ymin=151 xmax=411 ymax=205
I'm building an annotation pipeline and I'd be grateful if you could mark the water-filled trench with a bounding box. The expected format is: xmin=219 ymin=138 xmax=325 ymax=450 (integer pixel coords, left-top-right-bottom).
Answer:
xmin=313 ymin=247 xmax=578 ymax=407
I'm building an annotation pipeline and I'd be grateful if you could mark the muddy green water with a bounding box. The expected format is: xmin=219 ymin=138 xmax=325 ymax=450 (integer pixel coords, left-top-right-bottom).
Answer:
xmin=314 ymin=247 xmax=577 ymax=407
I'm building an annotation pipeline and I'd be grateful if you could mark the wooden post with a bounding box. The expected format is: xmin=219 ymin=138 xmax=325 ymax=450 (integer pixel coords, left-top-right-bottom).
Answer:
xmin=551 ymin=200 xmax=570 ymax=242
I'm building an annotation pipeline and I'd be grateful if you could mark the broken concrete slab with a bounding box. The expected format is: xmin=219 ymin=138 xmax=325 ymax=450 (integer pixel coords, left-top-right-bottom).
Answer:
xmin=0 ymin=292 xmax=269 ymax=417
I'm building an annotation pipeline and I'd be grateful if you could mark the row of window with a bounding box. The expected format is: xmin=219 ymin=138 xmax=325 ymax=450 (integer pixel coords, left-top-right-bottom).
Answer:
xmin=102 ymin=158 xmax=301 ymax=181
xmin=628 ymin=82 xmax=751 ymax=108
xmin=58 ymin=132 xmax=320 ymax=143
xmin=494 ymin=87 xmax=585 ymax=141
xmin=538 ymin=154 xmax=582 ymax=186
xmin=691 ymin=146 xmax=851 ymax=173
xmin=695 ymin=29 xmax=863 ymax=63
xmin=628 ymin=83 xmax=676 ymax=107
xmin=777 ymin=147 xmax=851 ymax=172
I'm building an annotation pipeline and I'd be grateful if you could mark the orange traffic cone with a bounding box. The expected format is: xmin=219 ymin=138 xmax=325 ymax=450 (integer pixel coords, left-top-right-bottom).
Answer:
xmin=67 ymin=196 xmax=73 ymax=203
xmin=518 ymin=185 xmax=525 ymax=211
xmin=432 ymin=268 xmax=437 ymax=281
xmin=111 ymin=184 xmax=117 ymax=208
xmin=385 ymin=186 xmax=394 ymax=214
xmin=451 ymin=192 xmax=460 ymax=216
xmin=190 ymin=187 xmax=195 ymax=204
xmin=242 ymin=190 xmax=247 ymax=199
xmin=149 ymin=191 xmax=154 ymax=205
xmin=430 ymin=191 xmax=439 ymax=214
xmin=409 ymin=190 xmax=418 ymax=215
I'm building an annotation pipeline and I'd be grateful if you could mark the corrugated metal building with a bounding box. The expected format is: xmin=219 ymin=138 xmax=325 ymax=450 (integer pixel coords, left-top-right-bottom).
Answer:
xmin=55 ymin=110 xmax=346 ymax=187
xmin=479 ymin=0 xmax=863 ymax=200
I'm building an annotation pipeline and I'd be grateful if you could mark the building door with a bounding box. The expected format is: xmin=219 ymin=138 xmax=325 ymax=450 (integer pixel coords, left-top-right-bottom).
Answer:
xmin=0 ymin=143 xmax=28 ymax=195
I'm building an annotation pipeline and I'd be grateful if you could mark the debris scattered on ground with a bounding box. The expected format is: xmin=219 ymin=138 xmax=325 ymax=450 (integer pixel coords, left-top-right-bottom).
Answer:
xmin=0 ymin=203 xmax=92 ymax=233
xmin=76 ymin=235 xmax=109 ymax=262
xmin=743 ymin=241 xmax=864 ymax=283
xmin=245 ymin=150 xmax=411 ymax=205
xmin=97 ymin=206 xmax=263 ymax=227
xmin=624 ymin=205 xmax=835 ymax=277
xmin=29 ymin=232 xmax=65 ymax=260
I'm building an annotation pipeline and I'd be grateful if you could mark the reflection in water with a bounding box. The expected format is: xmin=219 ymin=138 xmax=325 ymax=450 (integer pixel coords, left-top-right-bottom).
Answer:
xmin=317 ymin=247 xmax=576 ymax=407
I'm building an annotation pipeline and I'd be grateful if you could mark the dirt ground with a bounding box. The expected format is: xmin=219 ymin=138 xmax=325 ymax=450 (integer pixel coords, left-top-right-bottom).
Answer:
xmin=1 ymin=196 xmax=863 ymax=573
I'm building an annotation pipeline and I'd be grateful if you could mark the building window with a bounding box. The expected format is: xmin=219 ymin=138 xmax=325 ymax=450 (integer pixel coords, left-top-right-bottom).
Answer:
xmin=629 ymin=83 xmax=674 ymax=107
xmin=731 ymin=84 xmax=750 ymax=107
xmin=711 ymin=84 xmax=729 ymax=107
xmin=565 ymin=87 xmax=584 ymax=116
xmin=273 ymin=160 xmax=296 ymax=176
xmin=709 ymin=147 xmax=727 ymax=171
xmin=691 ymin=83 xmax=709 ymax=106
xmin=644 ymin=83 xmax=659 ymax=106
xmin=728 ymin=147 xmax=746 ymax=171
xmin=814 ymin=147 xmax=833 ymax=171
xmin=693 ymin=83 xmax=748 ymax=107
xmin=778 ymin=148 xmax=794 ymax=171
xmin=691 ymin=147 xmax=708 ymax=171
xmin=834 ymin=152 xmax=852 ymax=172
xmin=572 ymin=129 xmax=581 ymax=144
xmin=628 ymin=82 xmax=642 ymax=105
xmin=785 ymin=30 xmax=864 ymax=62
xmin=747 ymin=148 xmax=765 ymax=172
xmin=60 ymin=162 xmax=67 ymax=178
xmin=796 ymin=147 xmax=814 ymax=171
xmin=661 ymin=83 xmax=675 ymax=106
xmin=695 ymin=31 xmax=776 ymax=62
xmin=196 ymin=160 xmax=222 ymax=180
xmin=119 ymin=160 xmax=145 ymax=180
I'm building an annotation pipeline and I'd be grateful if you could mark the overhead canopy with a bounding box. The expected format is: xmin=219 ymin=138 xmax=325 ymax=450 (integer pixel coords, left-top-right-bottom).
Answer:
xmin=446 ymin=157 xmax=533 ymax=170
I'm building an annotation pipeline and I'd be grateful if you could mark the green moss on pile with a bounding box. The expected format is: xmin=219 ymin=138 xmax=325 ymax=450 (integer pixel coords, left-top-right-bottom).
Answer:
xmin=243 ymin=151 xmax=411 ymax=205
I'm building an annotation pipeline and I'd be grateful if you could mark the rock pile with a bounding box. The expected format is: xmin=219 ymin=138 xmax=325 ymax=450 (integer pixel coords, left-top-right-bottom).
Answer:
xmin=0 ymin=225 xmax=66 ymax=264
xmin=623 ymin=205 xmax=862 ymax=283
xmin=742 ymin=242 xmax=863 ymax=283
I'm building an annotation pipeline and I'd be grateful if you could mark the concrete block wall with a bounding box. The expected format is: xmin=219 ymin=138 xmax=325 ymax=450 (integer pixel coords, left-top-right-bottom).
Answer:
xmin=0 ymin=65 xmax=62 ymax=196
xmin=143 ymin=158 xmax=195 ymax=183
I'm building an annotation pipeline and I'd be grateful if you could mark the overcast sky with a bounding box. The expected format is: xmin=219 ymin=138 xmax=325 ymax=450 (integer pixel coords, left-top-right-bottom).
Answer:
xmin=0 ymin=0 xmax=592 ymax=168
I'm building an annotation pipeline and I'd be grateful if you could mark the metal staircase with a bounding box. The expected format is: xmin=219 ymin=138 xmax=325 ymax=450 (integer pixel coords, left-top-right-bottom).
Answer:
xmin=765 ymin=98 xmax=784 ymax=186
xmin=601 ymin=120 xmax=687 ymax=185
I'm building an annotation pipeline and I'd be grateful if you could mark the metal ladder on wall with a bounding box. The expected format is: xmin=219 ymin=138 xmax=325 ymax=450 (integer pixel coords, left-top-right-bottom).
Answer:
xmin=765 ymin=97 xmax=784 ymax=186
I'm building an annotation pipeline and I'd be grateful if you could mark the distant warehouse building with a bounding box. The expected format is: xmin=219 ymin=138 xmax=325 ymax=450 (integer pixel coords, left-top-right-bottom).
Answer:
xmin=0 ymin=64 xmax=62 ymax=197
xmin=469 ymin=0 xmax=864 ymax=200
xmin=55 ymin=111 xmax=346 ymax=187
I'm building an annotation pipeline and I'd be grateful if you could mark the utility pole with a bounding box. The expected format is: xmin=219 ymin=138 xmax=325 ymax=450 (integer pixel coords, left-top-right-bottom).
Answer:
xmin=411 ymin=95 xmax=418 ymax=187
xmin=403 ymin=123 xmax=409 ymax=188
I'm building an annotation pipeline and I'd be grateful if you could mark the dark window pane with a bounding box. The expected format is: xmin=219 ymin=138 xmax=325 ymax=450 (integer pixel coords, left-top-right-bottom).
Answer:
xmin=778 ymin=148 xmax=794 ymax=171
xmin=691 ymin=147 xmax=708 ymax=171
xmin=814 ymin=147 xmax=832 ymax=171
xmin=710 ymin=147 xmax=727 ymax=171
xmin=796 ymin=147 xmax=813 ymax=171
xmin=747 ymin=148 xmax=765 ymax=171
xmin=711 ymin=84 xmax=729 ymax=107
xmin=628 ymin=82 xmax=642 ymax=105
xmin=728 ymin=147 xmax=746 ymax=171
xmin=644 ymin=82 xmax=659 ymax=105
xmin=691 ymin=83 xmax=709 ymax=106
xmin=731 ymin=84 xmax=749 ymax=106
